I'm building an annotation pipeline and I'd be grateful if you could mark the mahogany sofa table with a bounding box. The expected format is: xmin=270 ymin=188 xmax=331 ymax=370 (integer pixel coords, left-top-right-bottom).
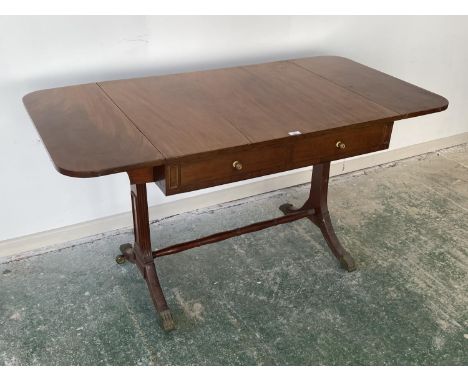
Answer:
xmin=23 ymin=56 xmax=448 ymax=331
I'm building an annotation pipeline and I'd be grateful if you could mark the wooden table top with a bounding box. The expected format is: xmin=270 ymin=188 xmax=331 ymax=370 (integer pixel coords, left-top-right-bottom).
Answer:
xmin=23 ymin=56 xmax=448 ymax=178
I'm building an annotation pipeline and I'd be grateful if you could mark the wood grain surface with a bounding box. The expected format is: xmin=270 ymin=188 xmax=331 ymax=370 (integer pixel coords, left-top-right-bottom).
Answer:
xmin=23 ymin=56 xmax=448 ymax=178
xmin=293 ymin=56 xmax=448 ymax=118
xmin=23 ymin=84 xmax=164 ymax=177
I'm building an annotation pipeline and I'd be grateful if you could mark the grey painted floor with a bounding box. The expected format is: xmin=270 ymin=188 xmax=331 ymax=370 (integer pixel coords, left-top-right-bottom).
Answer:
xmin=1 ymin=146 xmax=467 ymax=365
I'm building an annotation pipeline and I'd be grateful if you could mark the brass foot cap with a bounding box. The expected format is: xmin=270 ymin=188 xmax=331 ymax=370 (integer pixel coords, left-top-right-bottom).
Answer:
xmin=160 ymin=310 xmax=176 ymax=332
xmin=115 ymin=254 xmax=126 ymax=265
xmin=340 ymin=254 xmax=357 ymax=272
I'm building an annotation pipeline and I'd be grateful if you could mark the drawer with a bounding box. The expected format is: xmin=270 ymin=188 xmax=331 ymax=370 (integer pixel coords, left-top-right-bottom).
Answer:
xmin=157 ymin=122 xmax=393 ymax=195
xmin=291 ymin=122 xmax=392 ymax=167
xmin=160 ymin=143 xmax=290 ymax=195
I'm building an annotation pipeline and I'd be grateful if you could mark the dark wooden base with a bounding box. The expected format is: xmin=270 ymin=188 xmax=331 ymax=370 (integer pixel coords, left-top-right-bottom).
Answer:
xmin=117 ymin=183 xmax=175 ymax=331
xmin=279 ymin=162 xmax=356 ymax=272
xmin=118 ymin=241 xmax=176 ymax=331
xmin=118 ymin=161 xmax=355 ymax=331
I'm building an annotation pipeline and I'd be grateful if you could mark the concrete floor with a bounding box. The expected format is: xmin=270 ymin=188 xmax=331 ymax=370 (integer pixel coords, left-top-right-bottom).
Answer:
xmin=0 ymin=146 xmax=467 ymax=365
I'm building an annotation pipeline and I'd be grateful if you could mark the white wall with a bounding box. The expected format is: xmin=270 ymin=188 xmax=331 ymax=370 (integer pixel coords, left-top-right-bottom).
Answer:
xmin=0 ymin=16 xmax=467 ymax=245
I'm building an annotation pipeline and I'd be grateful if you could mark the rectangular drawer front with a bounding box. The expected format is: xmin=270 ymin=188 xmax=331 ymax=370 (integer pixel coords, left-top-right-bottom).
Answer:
xmin=162 ymin=143 xmax=289 ymax=194
xmin=158 ymin=122 xmax=392 ymax=195
xmin=292 ymin=123 xmax=392 ymax=166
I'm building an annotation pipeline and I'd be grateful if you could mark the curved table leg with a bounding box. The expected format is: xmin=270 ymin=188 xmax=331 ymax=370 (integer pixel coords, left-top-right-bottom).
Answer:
xmin=312 ymin=210 xmax=356 ymax=272
xmin=280 ymin=162 xmax=356 ymax=272
xmin=143 ymin=261 xmax=175 ymax=331
xmin=118 ymin=182 xmax=175 ymax=331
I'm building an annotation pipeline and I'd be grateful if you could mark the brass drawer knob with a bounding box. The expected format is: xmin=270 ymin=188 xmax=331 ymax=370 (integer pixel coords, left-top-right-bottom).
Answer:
xmin=232 ymin=160 xmax=243 ymax=170
xmin=336 ymin=141 xmax=346 ymax=150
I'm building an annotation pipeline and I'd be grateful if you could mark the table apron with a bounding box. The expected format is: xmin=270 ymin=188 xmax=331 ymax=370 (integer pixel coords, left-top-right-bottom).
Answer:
xmin=156 ymin=122 xmax=393 ymax=195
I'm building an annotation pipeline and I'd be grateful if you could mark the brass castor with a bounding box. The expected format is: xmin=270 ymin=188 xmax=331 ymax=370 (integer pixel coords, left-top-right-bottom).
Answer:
xmin=115 ymin=254 xmax=126 ymax=265
xmin=339 ymin=253 xmax=357 ymax=272
xmin=160 ymin=309 xmax=176 ymax=331
xmin=116 ymin=243 xmax=133 ymax=265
